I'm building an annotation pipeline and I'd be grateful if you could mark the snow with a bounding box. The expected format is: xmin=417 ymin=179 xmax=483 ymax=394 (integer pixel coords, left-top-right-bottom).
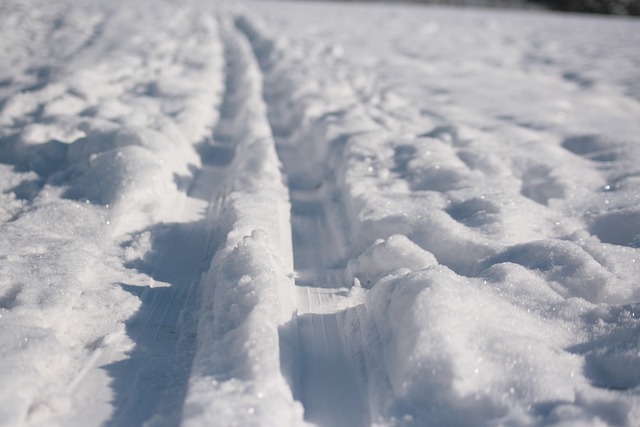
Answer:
xmin=1 ymin=0 xmax=640 ymax=426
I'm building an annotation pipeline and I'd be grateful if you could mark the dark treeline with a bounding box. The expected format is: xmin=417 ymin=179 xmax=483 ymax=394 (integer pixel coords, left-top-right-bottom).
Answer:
xmin=336 ymin=0 xmax=640 ymax=15
xmin=532 ymin=0 xmax=640 ymax=15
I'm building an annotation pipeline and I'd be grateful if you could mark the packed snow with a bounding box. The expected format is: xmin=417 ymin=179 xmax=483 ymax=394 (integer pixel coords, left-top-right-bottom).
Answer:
xmin=1 ymin=0 xmax=639 ymax=426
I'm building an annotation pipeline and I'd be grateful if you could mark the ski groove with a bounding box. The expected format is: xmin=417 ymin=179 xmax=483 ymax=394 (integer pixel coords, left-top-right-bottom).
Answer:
xmin=61 ymin=12 xmax=230 ymax=427
xmin=235 ymin=14 xmax=368 ymax=427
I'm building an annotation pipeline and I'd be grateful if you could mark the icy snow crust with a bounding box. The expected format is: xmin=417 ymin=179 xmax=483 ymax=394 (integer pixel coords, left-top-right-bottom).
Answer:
xmin=1 ymin=0 xmax=639 ymax=425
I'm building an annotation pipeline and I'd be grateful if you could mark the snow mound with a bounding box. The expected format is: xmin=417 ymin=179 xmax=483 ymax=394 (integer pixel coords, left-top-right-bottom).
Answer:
xmin=347 ymin=234 xmax=437 ymax=288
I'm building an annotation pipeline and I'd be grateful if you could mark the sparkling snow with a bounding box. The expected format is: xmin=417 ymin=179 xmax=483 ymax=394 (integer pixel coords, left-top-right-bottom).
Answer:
xmin=1 ymin=0 xmax=639 ymax=426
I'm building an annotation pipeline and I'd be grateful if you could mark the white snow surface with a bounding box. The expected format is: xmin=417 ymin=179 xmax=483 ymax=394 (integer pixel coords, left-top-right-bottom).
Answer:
xmin=1 ymin=0 xmax=639 ymax=426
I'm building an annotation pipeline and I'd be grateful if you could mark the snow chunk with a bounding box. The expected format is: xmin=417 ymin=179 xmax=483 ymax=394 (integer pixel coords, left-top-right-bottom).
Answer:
xmin=347 ymin=234 xmax=437 ymax=288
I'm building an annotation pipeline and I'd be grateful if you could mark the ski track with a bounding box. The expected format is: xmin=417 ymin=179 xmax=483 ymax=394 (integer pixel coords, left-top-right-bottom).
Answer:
xmin=234 ymin=16 xmax=371 ymax=427
xmin=104 ymin=13 xmax=243 ymax=427
xmin=104 ymin=149 xmax=227 ymax=427
xmin=276 ymin=115 xmax=366 ymax=427
xmin=2 ymin=1 xmax=640 ymax=426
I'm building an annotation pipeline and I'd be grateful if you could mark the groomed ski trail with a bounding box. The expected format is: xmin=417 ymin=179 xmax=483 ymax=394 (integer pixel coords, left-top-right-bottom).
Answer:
xmin=282 ymin=142 xmax=367 ymax=427
xmin=234 ymin=14 xmax=370 ymax=427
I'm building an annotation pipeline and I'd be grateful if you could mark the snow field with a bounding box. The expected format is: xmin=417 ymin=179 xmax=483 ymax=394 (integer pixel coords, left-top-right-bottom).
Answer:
xmin=0 ymin=0 xmax=639 ymax=426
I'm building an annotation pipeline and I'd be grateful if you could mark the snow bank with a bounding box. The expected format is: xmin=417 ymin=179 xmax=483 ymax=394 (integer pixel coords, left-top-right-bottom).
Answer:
xmin=0 ymin=1 xmax=225 ymax=424
xmin=0 ymin=198 xmax=143 ymax=425
xmin=366 ymin=265 xmax=640 ymax=426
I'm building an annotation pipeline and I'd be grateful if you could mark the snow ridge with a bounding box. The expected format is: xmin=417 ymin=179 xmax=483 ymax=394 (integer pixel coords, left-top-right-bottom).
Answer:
xmin=182 ymin=17 xmax=305 ymax=427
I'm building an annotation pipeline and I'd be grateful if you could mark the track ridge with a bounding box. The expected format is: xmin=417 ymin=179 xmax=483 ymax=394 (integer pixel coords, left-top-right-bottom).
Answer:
xmin=180 ymin=15 xmax=305 ymax=427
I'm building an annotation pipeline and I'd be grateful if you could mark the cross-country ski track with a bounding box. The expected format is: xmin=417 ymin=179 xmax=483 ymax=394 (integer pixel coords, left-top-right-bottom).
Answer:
xmin=1 ymin=1 xmax=640 ymax=426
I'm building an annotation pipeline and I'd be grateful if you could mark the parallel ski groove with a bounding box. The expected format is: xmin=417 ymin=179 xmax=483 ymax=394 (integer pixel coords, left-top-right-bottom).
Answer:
xmin=98 ymin=14 xmax=229 ymax=427
xmin=235 ymin=15 xmax=367 ymax=427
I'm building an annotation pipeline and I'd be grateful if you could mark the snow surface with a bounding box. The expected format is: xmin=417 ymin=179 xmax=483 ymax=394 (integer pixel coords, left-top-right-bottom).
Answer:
xmin=1 ymin=0 xmax=639 ymax=426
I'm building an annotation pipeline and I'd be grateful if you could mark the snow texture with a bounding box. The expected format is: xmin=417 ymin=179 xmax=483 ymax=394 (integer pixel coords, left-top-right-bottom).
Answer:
xmin=0 ymin=0 xmax=639 ymax=426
